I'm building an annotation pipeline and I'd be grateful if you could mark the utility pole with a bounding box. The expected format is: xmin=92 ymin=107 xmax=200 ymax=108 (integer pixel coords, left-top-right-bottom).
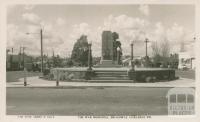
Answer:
xmin=22 ymin=47 xmax=26 ymax=69
xmin=19 ymin=46 xmax=22 ymax=70
xmin=26 ymin=28 xmax=44 ymax=73
xmin=88 ymin=42 xmax=92 ymax=70
xmin=144 ymin=38 xmax=150 ymax=57
xmin=11 ymin=48 xmax=14 ymax=70
xmin=40 ymin=29 xmax=44 ymax=73
xmin=6 ymin=49 xmax=10 ymax=70
xmin=52 ymin=48 xmax=55 ymax=67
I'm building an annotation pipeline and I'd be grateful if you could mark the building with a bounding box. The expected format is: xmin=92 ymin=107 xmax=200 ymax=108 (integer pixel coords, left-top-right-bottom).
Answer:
xmin=178 ymin=52 xmax=195 ymax=70
xmin=122 ymin=56 xmax=142 ymax=67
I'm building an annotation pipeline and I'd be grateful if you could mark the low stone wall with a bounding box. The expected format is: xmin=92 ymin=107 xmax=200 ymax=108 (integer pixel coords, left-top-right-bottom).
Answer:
xmin=131 ymin=68 xmax=176 ymax=82
xmin=48 ymin=67 xmax=177 ymax=82
xmin=49 ymin=68 xmax=87 ymax=81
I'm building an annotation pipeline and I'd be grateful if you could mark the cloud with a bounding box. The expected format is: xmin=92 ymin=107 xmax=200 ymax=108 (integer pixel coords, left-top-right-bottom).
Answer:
xmin=27 ymin=25 xmax=41 ymax=33
xmin=22 ymin=13 xmax=41 ymax=25
xmin=24 ymin=5 xmax=35 ymax=10
xmin=56 ymin=17 xmax=66 ymax=26
xmin=101 ymin=14 xmax=195 ymax=56
xmin=7 ymin=16 xmax=66 ymax=56
xmin=149 ymin=22 xmax=166 ymax=43
xmin=139 ymin=4 xmax=150 ymax=16
xmin=7 ymin=5 xmax=17 ymax=14
xmin=7 ymin=24 xmax=41 ymax=55
xmin=167 ymin=23 xmax=185 ymax=42
xmin=70 ymin=23 xmax=91 ymax=39
xmin=167 ymin=23 xmax=195 ymax=53
xmin=102 ymin=14 xmax=150 ymax=55
xmin=103 ymin=15 xmax=149 ymax=31
xmin=8 ymin=10 xmax=194 ymax=57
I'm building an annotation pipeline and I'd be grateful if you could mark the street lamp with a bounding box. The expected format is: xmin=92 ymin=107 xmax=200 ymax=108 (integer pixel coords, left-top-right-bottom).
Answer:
xmin=130 ymin=40 xmax=134 ymax=61
xmin=26 ymin=28 xmax=44 ymax=73
xmin=88 ymin=40 xmax=92 ymax=70
xmin=117 ymin=47 xmax=120 ymax=65
xmin=19 ymin=46 xmax=27 ymax=86
xmin=144 ymin=38 xmax=150 ymax=57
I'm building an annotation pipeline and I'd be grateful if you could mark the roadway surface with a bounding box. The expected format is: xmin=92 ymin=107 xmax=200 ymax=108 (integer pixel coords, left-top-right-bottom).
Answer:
xmin=7 ymin=87 xmax=170 ymax=116
xmin=6 ymin=70 xmax=195 ymax=116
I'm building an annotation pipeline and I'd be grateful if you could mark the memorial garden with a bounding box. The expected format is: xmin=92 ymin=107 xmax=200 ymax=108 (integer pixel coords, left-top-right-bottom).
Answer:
xmin=47 ymin=30 xmax=177 ymax=83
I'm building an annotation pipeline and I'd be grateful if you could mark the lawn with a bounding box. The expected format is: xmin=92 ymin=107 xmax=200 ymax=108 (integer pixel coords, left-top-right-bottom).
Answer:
xmin=6 ymin=71 xmax=42 ymax=82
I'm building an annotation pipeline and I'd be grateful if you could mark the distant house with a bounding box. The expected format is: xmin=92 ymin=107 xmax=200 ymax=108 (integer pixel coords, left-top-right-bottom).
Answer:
xmin=178 ymin=52 xmax=195 ymax=70
xmin=122 ymin=56 xmax=142 ymax=67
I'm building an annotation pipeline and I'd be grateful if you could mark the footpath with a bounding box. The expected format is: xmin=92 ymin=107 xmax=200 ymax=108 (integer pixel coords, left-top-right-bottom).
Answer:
xmin=6 ymin=76 xmax=195 ymax=88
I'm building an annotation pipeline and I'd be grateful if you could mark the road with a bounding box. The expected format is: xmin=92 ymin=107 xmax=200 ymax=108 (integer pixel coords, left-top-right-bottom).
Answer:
xmin=7 ymin=87 xmax=170 ymax=116
xmin=6 ymin=70 xmax=195 ymax=116
xmin=176 ymin=70 xmax=195 ymax=80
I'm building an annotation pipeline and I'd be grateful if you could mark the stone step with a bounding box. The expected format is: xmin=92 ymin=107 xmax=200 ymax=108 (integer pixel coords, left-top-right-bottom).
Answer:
xmin=92 ymin=76 xmax=130 ymax=80
xmin=88 ymin=79 xmax=134 ymax=83
xmin=94 ymin=65 xmax=123 ymax=68
xmin=95 ymin=74 xmax=128 ymax=77
xmin=95 ymin=71 xmax=127 ymax=74
xmin=95 ymin=70 xmax=127 ymax=72
xmin=95 ymin=72 xmax=127 ymax=75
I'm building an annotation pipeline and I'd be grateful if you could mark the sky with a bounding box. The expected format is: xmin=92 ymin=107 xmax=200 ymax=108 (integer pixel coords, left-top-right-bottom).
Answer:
xmin=7 ymin=4 xmax=195 ymax=57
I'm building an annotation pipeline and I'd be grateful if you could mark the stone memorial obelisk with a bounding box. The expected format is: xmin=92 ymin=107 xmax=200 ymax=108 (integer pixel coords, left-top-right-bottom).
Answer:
xmin=95 ymin=31 xmax=121 ymax=67
xmin=102 ymin=31 xmax=113 ymax=61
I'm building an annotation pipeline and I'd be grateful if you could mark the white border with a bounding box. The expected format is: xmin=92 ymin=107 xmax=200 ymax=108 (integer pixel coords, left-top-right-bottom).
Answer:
xmin=0 ymin=0 xmax=199 ymax=122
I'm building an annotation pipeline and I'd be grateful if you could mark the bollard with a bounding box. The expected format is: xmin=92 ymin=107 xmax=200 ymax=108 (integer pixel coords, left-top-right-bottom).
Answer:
xmin=131 ymin=60 xmax=135 ymax=82
xmin=24 ymin=68 xmax=27 ymax=86
xmin=56 ymin=70 xmax=59 ymax=86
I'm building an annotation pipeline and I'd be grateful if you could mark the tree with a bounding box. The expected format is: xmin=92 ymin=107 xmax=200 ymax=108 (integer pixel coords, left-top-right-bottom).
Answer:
xmin=151 ymin=41 xmax=160 ymax=57
xmin=151 ymin=38 xmax=170 ymax=67
xmin=160 ymin=38 xmax=170 ymax=58
xmin=71 ymin=35 xmax=89 ymax=66
xmin=66 ymin=59 xmax=73 ymax=67
xmin=54 ymin=55 xmax=62 ymax=67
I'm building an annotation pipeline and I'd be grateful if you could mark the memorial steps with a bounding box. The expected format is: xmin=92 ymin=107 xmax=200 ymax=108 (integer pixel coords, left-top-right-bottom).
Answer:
xmin=88 ymin=79 xmax=133 ymax=83
xmin=89 ymin=69 xmax=133 ymax=83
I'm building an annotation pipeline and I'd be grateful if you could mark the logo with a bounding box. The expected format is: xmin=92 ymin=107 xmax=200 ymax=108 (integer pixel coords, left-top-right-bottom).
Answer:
xmin=166 ymin=87 xmax=195 ymax=115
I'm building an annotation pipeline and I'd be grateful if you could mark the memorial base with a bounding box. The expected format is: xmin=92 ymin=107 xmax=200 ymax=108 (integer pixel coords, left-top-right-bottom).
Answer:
xmin=94 ymin=60 xmax=122 ymax=68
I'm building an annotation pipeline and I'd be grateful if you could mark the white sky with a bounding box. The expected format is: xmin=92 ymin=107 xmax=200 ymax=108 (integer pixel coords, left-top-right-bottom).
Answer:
xmin=7 ymin=4 xmax=195 ymax=57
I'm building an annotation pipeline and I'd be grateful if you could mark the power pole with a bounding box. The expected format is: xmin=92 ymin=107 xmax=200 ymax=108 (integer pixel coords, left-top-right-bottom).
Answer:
xmin=6 ymin=49 xmax=10 ymax=70
xmin=22 ymin=47 xmax=26 ymax=69
xmin=10 ymin=48 xmax=14 ymax=70
xmin=88 ymin=43 xmax=92 ymax=70
xmin=40 ymin=29 xmax=44 ymax=73
xmin=19 ymin=46 xmax=22 ymax=70
xmin=26 ymin=28 xmax=44 ymax=73
xmin=144 ymin=38 xmax=150 ymax=57
xmin=52 ymin=48 xmax=55 ymax=67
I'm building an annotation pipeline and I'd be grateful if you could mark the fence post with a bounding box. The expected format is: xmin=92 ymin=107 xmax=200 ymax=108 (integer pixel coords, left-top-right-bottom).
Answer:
xmin=56 ymin=69 xmax=59 ymax=86
xmin=24 ymin=68 xmax=27 ymax=86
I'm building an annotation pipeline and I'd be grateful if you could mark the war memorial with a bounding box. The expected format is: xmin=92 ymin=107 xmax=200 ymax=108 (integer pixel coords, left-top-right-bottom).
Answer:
xmin=49 ymin=30 xmax=176 ymax=83
xmin=6 ymin=4 xmax=196 ymax=118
